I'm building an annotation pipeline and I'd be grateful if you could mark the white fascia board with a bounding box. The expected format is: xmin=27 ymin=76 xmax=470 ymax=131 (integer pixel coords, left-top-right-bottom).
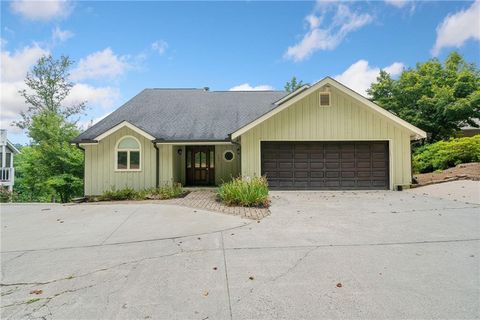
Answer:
xmin=94 ymin=121 xmax=155 ymax=141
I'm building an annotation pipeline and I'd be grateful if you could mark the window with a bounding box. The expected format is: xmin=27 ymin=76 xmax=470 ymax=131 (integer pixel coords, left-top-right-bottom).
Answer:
xmin=223 ymin=150 xmax=235 ymax=162
xmin=116 ymin=136 xmax=141 ymax=171
xmin=319 ymin=92 xmax=330 ymax=106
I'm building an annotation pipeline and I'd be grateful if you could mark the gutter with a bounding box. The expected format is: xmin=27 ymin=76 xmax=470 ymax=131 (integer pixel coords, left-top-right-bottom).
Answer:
xmin=152 ymin=141 xmax=159 ymax=188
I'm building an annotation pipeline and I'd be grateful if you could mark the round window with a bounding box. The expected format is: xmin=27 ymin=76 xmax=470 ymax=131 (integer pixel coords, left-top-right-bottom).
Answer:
xmin=223 ymin=150 xmax=235 ymax=161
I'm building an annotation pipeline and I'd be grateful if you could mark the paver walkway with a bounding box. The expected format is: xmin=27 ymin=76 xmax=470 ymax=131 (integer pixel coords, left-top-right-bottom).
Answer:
xmin=166 ymin=190 xmax=269 ymax=220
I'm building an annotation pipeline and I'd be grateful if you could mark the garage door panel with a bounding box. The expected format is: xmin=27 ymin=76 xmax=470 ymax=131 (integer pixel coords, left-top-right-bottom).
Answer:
xmin=310 ymin=162 xmax=324 ymax=169
xmin=326 ymin=162 xmax=340 ymax=169
xmin=294 ymin=171 xmax=308 ymax=178
xmin=261 ymin=141 xmax=389 ymax=190
xmin=310 ymin=171 xmax=324 ymax=178
xmin=263 ymin=161 xmax=277 ymax=170
xmin=357 ymin=161 xmax=371 ymax=168
xmin=341 ymin=171 xmax=355 ymax=178
xmin=294 ymin=162 xmax=308 ymax=169
xmin=278 ymin=162 xmax=293 ymax=169
xmin=341 ymin=162 xmax=355 ymax=169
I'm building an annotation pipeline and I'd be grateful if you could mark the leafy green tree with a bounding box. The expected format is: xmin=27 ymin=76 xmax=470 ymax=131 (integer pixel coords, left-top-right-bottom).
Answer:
xmin=285 ymin=76 xmax=305 ymax=93
xmin=367 ymin=52 xmax=480 ymax=142
xmin=14 ymin=55 xmax=85 ymax=202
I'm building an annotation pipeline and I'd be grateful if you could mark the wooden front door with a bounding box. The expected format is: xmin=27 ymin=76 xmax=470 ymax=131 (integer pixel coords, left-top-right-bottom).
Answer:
xmin=186 ymin=146 xmax=215 ymax=186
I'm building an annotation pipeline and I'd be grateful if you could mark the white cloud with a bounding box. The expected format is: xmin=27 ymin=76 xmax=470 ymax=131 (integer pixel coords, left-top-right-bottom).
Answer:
xmin=431 ymin=0 xmax=480 ymax=56
xmin=284 ymin=3 xmax=373 ymax=62
xmin=70 ymin=48 xmax=130 ymax=81
xmin=334 ymin=60 xmax=404 ymax=96
xmin=65 ymin=84 xmax=119 ymax=109
xmin=0 ymin=44 xmax=49 ymax=82
xmin=384 ymin=0 xmax=408 ymax=8
xmin=229 ymin=83 xmax=275 ymax=91
xmin=0 ymin=44 xmax=120 ymax=133
xmin=10 ymin=0 xmax=72 ymax=21
xmin=0 ymin=45 xmax=48 ymax=132
xmin=151 ymin=40 xmax=168 ymax=55
xmin=52 ymin=26 xmax=74 ymax=42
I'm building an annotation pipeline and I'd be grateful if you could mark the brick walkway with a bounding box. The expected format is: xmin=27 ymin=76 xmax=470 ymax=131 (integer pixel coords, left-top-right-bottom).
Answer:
xmin=166 ymin=190 xmax=270 ymax=220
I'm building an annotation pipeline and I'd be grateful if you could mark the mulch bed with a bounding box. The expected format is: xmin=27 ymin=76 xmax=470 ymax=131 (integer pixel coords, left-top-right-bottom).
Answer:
xmin=413 ymin=162 xmax=480 ymax=187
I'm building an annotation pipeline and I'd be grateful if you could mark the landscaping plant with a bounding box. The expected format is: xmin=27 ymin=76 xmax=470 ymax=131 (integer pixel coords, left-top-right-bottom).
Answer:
xmin=98 ymin=184 xmax=186 ymax=201
xmin=413 ymin=135 xmax=480 ymax=173
xmin=217 ymin=176 xmax=269 ymax=207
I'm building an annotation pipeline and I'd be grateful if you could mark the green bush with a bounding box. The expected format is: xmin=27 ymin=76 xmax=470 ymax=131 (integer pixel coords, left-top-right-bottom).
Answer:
xmin=98 ymin=187 xmax=142 ymax=201
xmin=97 ymin=184 xmax=185 ymax=201
xmin=0 ymin=188 xmax=16 ymax=203
xmin=218 ymin=176 xmax=269 ymax=207
xmin=413 ymin=135 xmax=480 ymax=173
xmin=145 ymin=183 xmax=186 ymax=200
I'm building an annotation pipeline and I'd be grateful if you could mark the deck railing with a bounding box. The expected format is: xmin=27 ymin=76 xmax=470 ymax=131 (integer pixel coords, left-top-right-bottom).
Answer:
xmin=0 ymin=167 xmax=14 ymax=182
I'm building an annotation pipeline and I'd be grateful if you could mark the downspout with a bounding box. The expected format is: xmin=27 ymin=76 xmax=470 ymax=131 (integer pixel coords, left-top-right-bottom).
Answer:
xmin=75 ymin=143 xmax=86 ymax=196
xmin=153 ymin=141 xmax=159 ymax=188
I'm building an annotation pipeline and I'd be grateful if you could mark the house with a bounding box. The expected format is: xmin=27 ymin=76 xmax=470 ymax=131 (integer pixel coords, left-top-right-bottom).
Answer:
xmin=72 ymin=77 xmax=426 ymax=195
xmin=0 ymin=130 xmax=20 ymax=192
xmin=459 ymin=119 xmax=480 ymax=137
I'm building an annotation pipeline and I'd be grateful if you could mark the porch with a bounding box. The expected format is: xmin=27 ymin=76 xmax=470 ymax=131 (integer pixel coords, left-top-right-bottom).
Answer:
xmin=158 ymin=142 xmax=241 ymax=187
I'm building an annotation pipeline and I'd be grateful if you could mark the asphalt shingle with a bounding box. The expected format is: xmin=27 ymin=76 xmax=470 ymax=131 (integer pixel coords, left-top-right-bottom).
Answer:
xmin=73 ymin=89 xmax=287 ymax=142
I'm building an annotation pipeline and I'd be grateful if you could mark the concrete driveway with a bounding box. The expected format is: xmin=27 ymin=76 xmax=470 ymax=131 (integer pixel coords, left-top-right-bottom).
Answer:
xmin=1 ymin=183 xmax=479 ymax=319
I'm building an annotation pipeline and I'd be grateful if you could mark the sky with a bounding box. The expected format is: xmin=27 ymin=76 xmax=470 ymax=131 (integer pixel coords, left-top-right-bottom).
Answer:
xmin=1 ymin=0 xmax=479 ymax=145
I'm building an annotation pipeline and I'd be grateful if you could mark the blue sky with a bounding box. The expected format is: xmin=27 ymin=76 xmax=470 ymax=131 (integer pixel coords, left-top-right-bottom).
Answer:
xmin=1 ymin=0 xmax=479 ymax=144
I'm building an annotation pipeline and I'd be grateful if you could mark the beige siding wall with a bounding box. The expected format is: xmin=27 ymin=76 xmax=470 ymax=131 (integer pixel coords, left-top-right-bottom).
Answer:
xmin=84 ymin=127 xmax=156 ymax=195
xmin=239 ymin=86 xmax=413 ymax=189
xmin=214 ymin=144 xmax=241 ymax=185
xmin=159 ymin=144 xmax=173 ymax=186
xmin=172 ymin=145 xmax=185 ymax=185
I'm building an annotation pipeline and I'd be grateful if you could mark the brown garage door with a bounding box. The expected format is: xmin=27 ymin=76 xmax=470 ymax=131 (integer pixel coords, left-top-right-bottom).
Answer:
xmin=261 ymin=141 xmax=389 ymax=190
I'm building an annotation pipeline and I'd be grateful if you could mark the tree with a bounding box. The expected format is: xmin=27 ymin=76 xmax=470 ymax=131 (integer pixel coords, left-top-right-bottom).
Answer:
xmin=285 ymin=76 xmax=305 ymax=93
xmin=14 ymin=55 xmax=85 ymax=202
xmin=15 ymin=55 xmax=85 ymax=129
xmin=367 ymin=52 xmax=480 ymax=142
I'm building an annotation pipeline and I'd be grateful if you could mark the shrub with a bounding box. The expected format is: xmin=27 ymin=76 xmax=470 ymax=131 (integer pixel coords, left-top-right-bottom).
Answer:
xmin=413 ymin=135 xmax=480 ymax=173
xmin=0 ymin=188 xmax=16 ymax=203
xmin=98 ymin=187 xmax=142 ymax=201
xmin=47 ymin=174 xmax=83 ymax=203
xmin=97 ymin=184 xmax=185 ymax=201
xmin=145 ymin=183 xmax=186 ymax=200
xmin=218 ymin=176 xmax=269 ymax=207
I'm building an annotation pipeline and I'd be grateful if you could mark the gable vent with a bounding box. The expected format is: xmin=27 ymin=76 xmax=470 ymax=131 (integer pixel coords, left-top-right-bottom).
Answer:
xmin=319 ymin=92 xmax=330 ymax=106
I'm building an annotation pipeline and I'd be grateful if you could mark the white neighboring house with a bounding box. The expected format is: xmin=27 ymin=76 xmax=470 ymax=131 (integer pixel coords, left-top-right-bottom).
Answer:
xmin=0 ymin=130 xmax=20 ymax=192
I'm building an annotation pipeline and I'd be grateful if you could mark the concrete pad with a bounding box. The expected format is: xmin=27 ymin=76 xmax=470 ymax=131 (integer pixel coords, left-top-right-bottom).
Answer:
xmin=1 ymin=191 xmax=479 ymax=319
xmin=0 ymin=203 xmax=247 ymax=252
xmin=104 ymin=203 xmax=249 ymax=244
xmin=407 ymin=180 xmax=480 ymax=204
xmin=226 ymin=242 xmax=479 ymax=319
xmin=223 ymin=190 xmax=480 ymax=249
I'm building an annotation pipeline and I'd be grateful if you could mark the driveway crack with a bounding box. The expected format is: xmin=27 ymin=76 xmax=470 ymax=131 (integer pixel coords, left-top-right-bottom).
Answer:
xmin=220 ymin=231 xmax=233 ymax=320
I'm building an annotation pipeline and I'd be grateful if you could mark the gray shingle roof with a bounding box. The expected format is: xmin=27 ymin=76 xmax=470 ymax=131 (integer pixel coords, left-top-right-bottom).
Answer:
xmin=73 ymin=89 xmax=287 ymax=143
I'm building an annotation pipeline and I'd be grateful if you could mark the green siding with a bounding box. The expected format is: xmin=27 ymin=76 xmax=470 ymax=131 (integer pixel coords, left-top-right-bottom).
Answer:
xmin=239 ymin=85 xmax=413 ymax=189
xmin=214 ymin=144 xmax=241 ymax=185
xmin=83 ymin=127 xmax=156 ymax=195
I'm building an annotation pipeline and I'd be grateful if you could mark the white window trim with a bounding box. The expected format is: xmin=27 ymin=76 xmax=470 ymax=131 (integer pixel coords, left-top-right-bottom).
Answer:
xmin=115 ymin=135 xmax=142 ymax=172
xmin=223 ymin=150 xmax=235 ymax=162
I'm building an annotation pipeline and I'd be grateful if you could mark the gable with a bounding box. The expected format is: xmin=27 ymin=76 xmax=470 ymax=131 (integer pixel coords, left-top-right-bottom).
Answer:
xmin=231 ymin=77 xmax=427 ymax=140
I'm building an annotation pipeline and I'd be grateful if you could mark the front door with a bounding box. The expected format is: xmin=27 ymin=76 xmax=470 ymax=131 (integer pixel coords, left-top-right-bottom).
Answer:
xmin=186 ymin=146 xmax=215 ymax=186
